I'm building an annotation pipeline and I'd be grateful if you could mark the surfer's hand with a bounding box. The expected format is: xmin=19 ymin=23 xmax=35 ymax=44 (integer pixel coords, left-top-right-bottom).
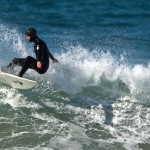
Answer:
xmin=37 ymin=61 xmax=42 ymax=69
xmin=52 ymin=58 xmax=59 ymax=63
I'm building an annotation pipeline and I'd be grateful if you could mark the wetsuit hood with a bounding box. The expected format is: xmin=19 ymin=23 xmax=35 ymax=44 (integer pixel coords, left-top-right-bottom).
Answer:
xmin=25 ymin=28 xmax=37 ymax=42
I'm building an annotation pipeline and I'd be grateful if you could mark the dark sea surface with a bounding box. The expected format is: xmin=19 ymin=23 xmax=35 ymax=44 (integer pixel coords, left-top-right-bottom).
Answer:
xmin=0 ymin=0 xmax=150 ymax=149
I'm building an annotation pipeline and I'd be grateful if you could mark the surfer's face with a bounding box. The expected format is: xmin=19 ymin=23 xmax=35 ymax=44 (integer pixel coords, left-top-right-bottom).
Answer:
xmin=26 ymin=35 xmax=31 ymax=42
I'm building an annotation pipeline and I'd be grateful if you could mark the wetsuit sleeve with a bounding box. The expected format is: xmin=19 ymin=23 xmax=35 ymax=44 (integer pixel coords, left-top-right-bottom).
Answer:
xmin=49 ymin=52 xmax=55 ymax=60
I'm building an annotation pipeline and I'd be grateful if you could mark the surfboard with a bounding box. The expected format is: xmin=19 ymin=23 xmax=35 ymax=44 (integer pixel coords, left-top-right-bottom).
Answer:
xmin=1 ymin=72 xmax=37 ymax=89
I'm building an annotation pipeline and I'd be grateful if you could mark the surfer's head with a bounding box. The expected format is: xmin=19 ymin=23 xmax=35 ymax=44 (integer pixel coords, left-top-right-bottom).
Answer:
xmin=25 ymin=27 xmax=37 ymax=42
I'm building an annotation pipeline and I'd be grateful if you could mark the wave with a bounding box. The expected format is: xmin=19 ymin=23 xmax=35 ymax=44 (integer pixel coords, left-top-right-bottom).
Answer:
xmin=1 ymin=23 xmax=150 ymax=105
xmin=46 ymin=46 xmax=150 ymax=104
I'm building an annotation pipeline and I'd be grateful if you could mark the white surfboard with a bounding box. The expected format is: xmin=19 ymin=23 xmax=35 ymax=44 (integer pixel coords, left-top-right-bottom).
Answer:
xmin=1 ymin=72 xmax=37 ymax=89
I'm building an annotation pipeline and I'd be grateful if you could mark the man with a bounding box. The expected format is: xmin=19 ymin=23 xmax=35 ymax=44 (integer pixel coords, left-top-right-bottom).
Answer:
xmin=6 ymin=27 xmax=58 ymax=77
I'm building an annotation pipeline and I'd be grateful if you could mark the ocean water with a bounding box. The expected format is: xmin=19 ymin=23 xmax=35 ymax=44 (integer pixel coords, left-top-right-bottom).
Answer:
xmin=0 ymin=0 xmax=150 ymax=149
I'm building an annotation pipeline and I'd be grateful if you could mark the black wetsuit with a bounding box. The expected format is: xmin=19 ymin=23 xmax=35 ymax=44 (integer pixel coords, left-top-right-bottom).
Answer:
xmin=8 ymin=37 xmax=55 ymax=77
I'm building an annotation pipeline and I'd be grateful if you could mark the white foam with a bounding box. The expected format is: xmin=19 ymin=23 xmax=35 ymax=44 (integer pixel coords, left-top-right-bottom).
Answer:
xmin=0 ymin=23 xmax=28 ymax=65
xmin=43 ymin=45 xmax=150 ymax=103
xmin=0 ymin=87 xmax=41 ymax=109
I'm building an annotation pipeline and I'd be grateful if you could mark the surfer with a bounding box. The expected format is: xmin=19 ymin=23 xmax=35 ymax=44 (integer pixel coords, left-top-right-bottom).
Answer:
xmin=5 ymin=28 xmax=58 ymax=77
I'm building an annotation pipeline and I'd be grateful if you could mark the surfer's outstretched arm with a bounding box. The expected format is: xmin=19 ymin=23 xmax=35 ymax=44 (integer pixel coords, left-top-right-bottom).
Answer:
xmin=49 ymin=52 xmax=59 ymax=63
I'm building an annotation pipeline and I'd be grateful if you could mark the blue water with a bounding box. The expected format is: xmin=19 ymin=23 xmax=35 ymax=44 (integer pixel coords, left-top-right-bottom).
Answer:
xmin=0 ymin=0 xmax=150 ymax=149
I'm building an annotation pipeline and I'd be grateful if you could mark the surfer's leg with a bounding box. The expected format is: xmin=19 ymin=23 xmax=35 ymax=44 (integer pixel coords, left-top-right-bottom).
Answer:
xmin=18 ymin=56 xmax=37 ymax=77
xmin=1 ymin=58 xmax=26 ymax=73
xmin=7 ymin=58 xmax=26 ymax=68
